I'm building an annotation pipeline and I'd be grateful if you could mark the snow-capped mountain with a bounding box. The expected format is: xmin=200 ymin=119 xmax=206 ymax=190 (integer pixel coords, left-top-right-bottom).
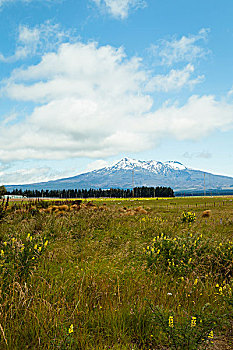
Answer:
xmin=102 ymin=157 xmax=187 ymax=173
xmin=5 ymin=157 xmax=233 ymax=193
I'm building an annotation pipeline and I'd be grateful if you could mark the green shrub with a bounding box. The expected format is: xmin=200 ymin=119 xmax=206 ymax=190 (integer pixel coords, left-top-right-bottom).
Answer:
xmin=145 ymin=233 xmax=206 ymax=276
xmin=145 ymin=233 xmax=233 ymax=278
xmin=0 ymin=233 xmax=48 ymax=287
xmin=148 ymin=303 xmax=221 ymax=350
xmin=181 ymin=211 xmax=196 ymax=223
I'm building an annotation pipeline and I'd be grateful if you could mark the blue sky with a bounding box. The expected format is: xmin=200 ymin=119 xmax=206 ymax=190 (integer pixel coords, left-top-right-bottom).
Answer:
xmin=0 ymin=0 xmax=233 ymax=184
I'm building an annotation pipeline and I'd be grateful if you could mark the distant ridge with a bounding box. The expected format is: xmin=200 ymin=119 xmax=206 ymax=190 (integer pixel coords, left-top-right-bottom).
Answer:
xmin=5 ymin=157 xmax=233 ymax=193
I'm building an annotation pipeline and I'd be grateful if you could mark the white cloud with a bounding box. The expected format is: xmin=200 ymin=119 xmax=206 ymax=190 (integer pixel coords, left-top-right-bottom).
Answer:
xmin=85 ymin=159 xmax=110 ymax=172
xmin=0 ymin=166 xmax=74 ymax=185
xmin=146 ymin=64 xmax=203 ymax=92
xmin=1 ymin=41 xmax=233 ymax=163
xmin=92 ymin=0 xmax=146 ymax=19
xmin=150 ymin=28 xmax=210 ymax=66
xmin=144 ymin=95 xmax=233 ymax=140
xmin=0 ymin=22 xmax=73 ymax=62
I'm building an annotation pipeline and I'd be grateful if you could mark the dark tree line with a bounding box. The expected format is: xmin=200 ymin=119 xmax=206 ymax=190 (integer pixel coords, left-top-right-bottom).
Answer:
xmin=8 ymin=186 xmax=174 ymax=198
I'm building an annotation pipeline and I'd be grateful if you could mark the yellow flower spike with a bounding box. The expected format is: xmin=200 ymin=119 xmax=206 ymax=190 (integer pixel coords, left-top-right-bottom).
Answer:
xmin=191 ymin=316 xmax=196 ymax=327
xmin=30 ymin=236 xmax=32 ymax=241
xmin=68 ymin=324 xmax=74 ymax=334
xmin=168 ymin=316 xmax=174 ymax=328
xmin=194 ymin=279 xmax=198 ymax=285
xmin=3 ymin=242 xmax=7 ymax=246
xmin=1 ymin=250 xmax=4 ymax=257
xmin=27 ymin=233 xmax=30 ymax=239
xmin=34 ymin=244 xmax=38 ymax=250
xmin=208 ymin=330 xmax=214 ymax=339
xmin=12 ymin=237 xmax=16 ymax=243
xmin=38 ymin=246 xmax=42 ymax=252
xmin=44 ymin=240 xmax=48 ymax=247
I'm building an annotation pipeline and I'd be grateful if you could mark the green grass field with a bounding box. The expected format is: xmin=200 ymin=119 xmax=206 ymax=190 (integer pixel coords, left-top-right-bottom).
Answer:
xmin=0 ymin=196 xmax=233 ymax=349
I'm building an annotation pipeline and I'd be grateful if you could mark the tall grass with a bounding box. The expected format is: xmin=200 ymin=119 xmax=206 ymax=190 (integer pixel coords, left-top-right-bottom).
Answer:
xmin=0 ymin=198 xmax=232 ymax=349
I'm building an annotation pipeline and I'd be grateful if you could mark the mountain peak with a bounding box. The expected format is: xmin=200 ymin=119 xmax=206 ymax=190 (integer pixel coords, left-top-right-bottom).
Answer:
xmin=164 ymin=161 xmax=187 ymax=170
xmin=5 ymin=157 xmax=233 ymax=192
xmin=108 ymin=158 xmax=186 ymax=172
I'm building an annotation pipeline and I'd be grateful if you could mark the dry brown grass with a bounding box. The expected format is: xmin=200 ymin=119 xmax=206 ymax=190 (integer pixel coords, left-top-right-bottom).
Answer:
xmin=202 ymin=209 xmax=212 ymax=217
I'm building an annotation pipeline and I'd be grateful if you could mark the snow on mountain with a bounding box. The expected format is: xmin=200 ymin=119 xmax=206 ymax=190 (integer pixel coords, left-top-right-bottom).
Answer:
xmin=164 ymin=161 xmax=187 ymax=171
xmin=99 ymin=157 xmax=187 ymax=174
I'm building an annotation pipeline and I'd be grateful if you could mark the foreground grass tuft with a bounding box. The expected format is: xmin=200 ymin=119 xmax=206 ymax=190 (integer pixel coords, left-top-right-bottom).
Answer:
xmin=0 ymin=197 xmax=233 ymax=349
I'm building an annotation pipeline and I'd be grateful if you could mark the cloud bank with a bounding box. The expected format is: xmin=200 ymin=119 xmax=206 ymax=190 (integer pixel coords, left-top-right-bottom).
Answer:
xmin=1 ymin=38 xmax=233 ymax=163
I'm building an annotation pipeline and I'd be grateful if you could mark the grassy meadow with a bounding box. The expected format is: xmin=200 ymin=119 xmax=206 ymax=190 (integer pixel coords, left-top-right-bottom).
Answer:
xmin=0 ymin=196 xmax=233 ymax=349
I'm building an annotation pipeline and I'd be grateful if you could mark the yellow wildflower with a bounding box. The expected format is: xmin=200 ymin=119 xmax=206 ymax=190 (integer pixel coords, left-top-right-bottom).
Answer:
xmin=208 ymin=330 xmax=214 ymax=339
xmin=168 ymin=316 xmax=174 ymax=328
xmin=68 ymin=324 xmax=74 ymax=334
xmin=191 ymin=316 xmax=196 ymax=327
